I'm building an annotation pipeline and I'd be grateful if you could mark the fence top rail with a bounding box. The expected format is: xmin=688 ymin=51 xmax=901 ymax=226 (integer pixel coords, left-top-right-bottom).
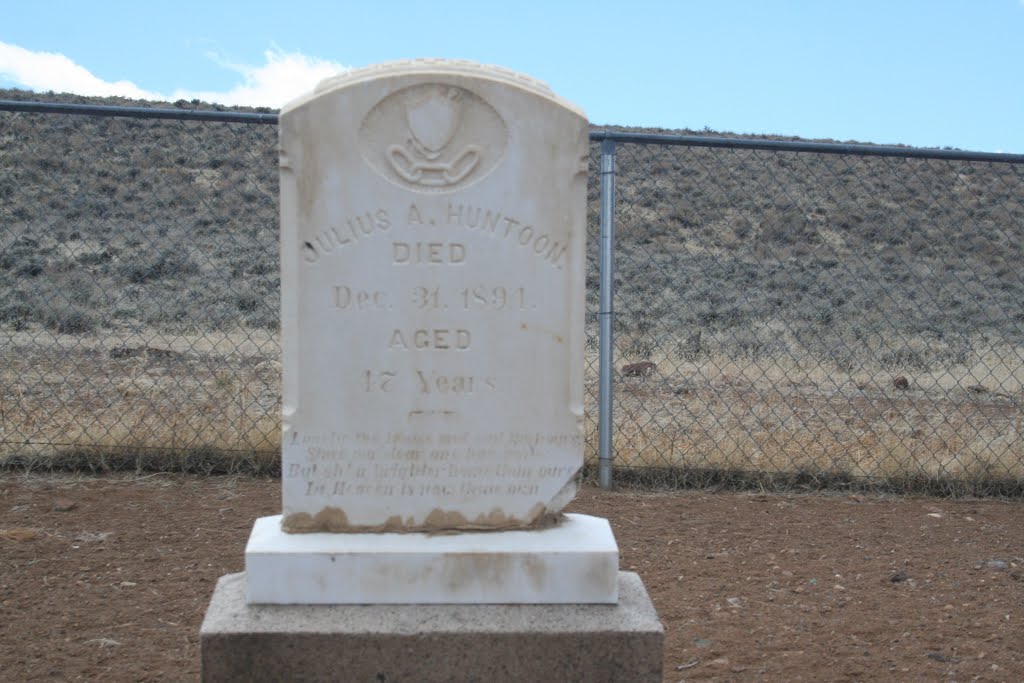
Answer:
xmin=4 ymin=99 xmax=1022 ymax=164
xmin=0 ymin=99 xmax=279 ymax=124
xmin=589 ymin=130 xmax=1024 ymax=164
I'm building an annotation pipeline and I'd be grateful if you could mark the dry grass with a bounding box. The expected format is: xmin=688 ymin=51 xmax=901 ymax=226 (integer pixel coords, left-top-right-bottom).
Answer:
xmin=4 ymin=326 xmax=1021 ymax=495
xmin=582 ymin=343 xmax=1024 ymax=495
xmin=0 ymin=328 xmax=280 ymax=474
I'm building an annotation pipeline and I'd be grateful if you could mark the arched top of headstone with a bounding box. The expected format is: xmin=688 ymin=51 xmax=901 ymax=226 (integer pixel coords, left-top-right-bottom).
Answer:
xmin=282 ymin=58 xmax=586 ymax=120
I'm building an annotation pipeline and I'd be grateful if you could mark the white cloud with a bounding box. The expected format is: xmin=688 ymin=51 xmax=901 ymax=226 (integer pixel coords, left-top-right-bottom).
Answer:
xmin=0 ymin=41 xmax=161 ymax=100
xmin=167 ymin=48 xmax=349 ymax=107
xmin=0 ymin=41 xmax=349 ymax=108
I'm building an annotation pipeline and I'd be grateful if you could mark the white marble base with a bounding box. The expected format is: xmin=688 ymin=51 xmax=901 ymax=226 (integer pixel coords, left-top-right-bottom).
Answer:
xmin=245 ymin=513 xmax=619 ymax=605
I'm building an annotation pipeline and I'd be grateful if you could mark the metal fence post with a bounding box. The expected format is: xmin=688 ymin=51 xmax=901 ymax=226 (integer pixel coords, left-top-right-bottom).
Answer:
xmin=598 ymin=137 xmax=617 ymax=489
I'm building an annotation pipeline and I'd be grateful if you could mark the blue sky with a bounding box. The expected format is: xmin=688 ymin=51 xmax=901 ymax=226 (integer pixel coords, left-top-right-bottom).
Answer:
xmin=2 ymin=1 xmax=1023 ymax=153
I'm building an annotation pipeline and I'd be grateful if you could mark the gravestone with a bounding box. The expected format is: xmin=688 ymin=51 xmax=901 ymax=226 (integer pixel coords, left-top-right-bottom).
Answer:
xmin=200 ymin=60 xmax=662 ymax=682
xmin=277 ymin=60 xmax=588 ymax=536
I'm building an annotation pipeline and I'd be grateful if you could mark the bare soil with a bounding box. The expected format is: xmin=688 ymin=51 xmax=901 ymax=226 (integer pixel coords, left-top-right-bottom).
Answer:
xmin=1 ymin=472 xmax=1022 ymax=682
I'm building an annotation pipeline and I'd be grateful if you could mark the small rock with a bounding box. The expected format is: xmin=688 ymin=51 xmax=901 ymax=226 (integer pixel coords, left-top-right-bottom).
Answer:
xmin=144 ymin=346 xmax=176 ymax=359
xmin=676 ymin=657 xmax=700 ymax=671
xmin=108 ymin=345 xmax=144 ymax=359
xmin=621 ymin=361 xmax=656 ymax=377
xmin=983 ymin=559 xmax=1009 ymax=572
xmin=926 ymin=512 xmax=942 ymax=518
xmin=890 ymin=570 xmax=909 ymax=583
xmin=0 ymin=528 xmax=39 ymax=542
xmin=54 ymin=499 xmax=77 ymax=512
xmin=709 ymin=657 xmax=730 ymax=667
xmin=84 ymin=638 xmax=121 ymax=648
xmin=893 ymin=376 xmax=910 ymax=390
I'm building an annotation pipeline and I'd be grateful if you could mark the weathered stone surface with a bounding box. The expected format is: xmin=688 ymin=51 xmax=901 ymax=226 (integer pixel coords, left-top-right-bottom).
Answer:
xmin=278 ymin=60 xmax=589 ymax=532
xmin=201 ymin=571 xmax=663 ymax=683
xmin=245 ymin=513 xmax=618 ymax=604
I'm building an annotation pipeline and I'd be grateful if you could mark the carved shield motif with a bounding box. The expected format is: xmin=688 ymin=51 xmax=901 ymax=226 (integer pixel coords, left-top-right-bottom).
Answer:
xmin=360 ymin=82 xmax=508 ymax=192
xmin=406 ymin=89 xmax=460 ymax=154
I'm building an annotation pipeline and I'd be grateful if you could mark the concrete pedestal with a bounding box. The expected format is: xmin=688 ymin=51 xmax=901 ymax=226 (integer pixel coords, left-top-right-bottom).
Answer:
xmin=200 ymin=571 xmax=663 ymax=683
xmin=246 ymin=513 xmax=619 ymax=604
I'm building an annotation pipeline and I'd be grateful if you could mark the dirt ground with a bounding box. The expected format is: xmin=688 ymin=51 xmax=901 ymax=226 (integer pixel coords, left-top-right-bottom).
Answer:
xmin=1 ymin=472 xmax=1021 ymax=682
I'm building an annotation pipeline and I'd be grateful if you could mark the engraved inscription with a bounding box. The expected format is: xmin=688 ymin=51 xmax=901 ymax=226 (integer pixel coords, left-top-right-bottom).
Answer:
xmin=414 ymin=369 xmax=495 ymax=394
xmin=393 ymin=241 xmax=465 ymax=264
xmin=285 ymin=431 xmax=580 ymax=504
xmin=360 ymin=85 xmax=508 ymax=193
xmin=388 ymin=328 xmax=471 ymax=350
xmin=360 ymin=368 xmax=496 ymax=394
xmin=333 ymin=286 xmax=388 ymax=310
xmin=362 ymin=370 xmax=396 ymax=393
xmin=460 ymin=285 xmax=528 ymax=310
xmin=410 ymin=286 xmax=441 ymax=309
xmin=303 ymin=203 xmax=565 ymax=268
xmin=303 ymin=208 xmax=391 ymax=263
xmin=446 ymin=203 xmax=567 ymax=266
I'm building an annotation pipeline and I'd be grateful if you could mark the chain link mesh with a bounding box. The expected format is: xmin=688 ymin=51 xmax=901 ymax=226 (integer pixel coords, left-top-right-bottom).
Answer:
xmin=602 ymin=141 xmax=1024 ymax=494
xmin=0 ymin=107 xmax=281 ymax=472
xmin=2 ymin=104 xmax=1023 ymax=493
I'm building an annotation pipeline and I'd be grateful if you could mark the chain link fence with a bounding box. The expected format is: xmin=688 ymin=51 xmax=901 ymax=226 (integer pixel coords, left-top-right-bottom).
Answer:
xmin=3 ymin=99 xmax=1024 ymax=494
xmin=588 ymin=133 xmax=1024 ymax=495
xmin=0 ymin=100 xmax=282 ymax=473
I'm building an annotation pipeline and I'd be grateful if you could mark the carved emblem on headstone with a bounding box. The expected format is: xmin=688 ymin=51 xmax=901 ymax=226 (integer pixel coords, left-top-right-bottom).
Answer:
xmin=360 ymin=83 xmax=506 ymax=192
xmin=387 ymin=87 xmax=480 ymax=187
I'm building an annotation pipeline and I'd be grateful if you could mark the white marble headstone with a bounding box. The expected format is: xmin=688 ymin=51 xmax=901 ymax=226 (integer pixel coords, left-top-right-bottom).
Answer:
xmin=277 ymin=60 xmax=589 ymax=533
